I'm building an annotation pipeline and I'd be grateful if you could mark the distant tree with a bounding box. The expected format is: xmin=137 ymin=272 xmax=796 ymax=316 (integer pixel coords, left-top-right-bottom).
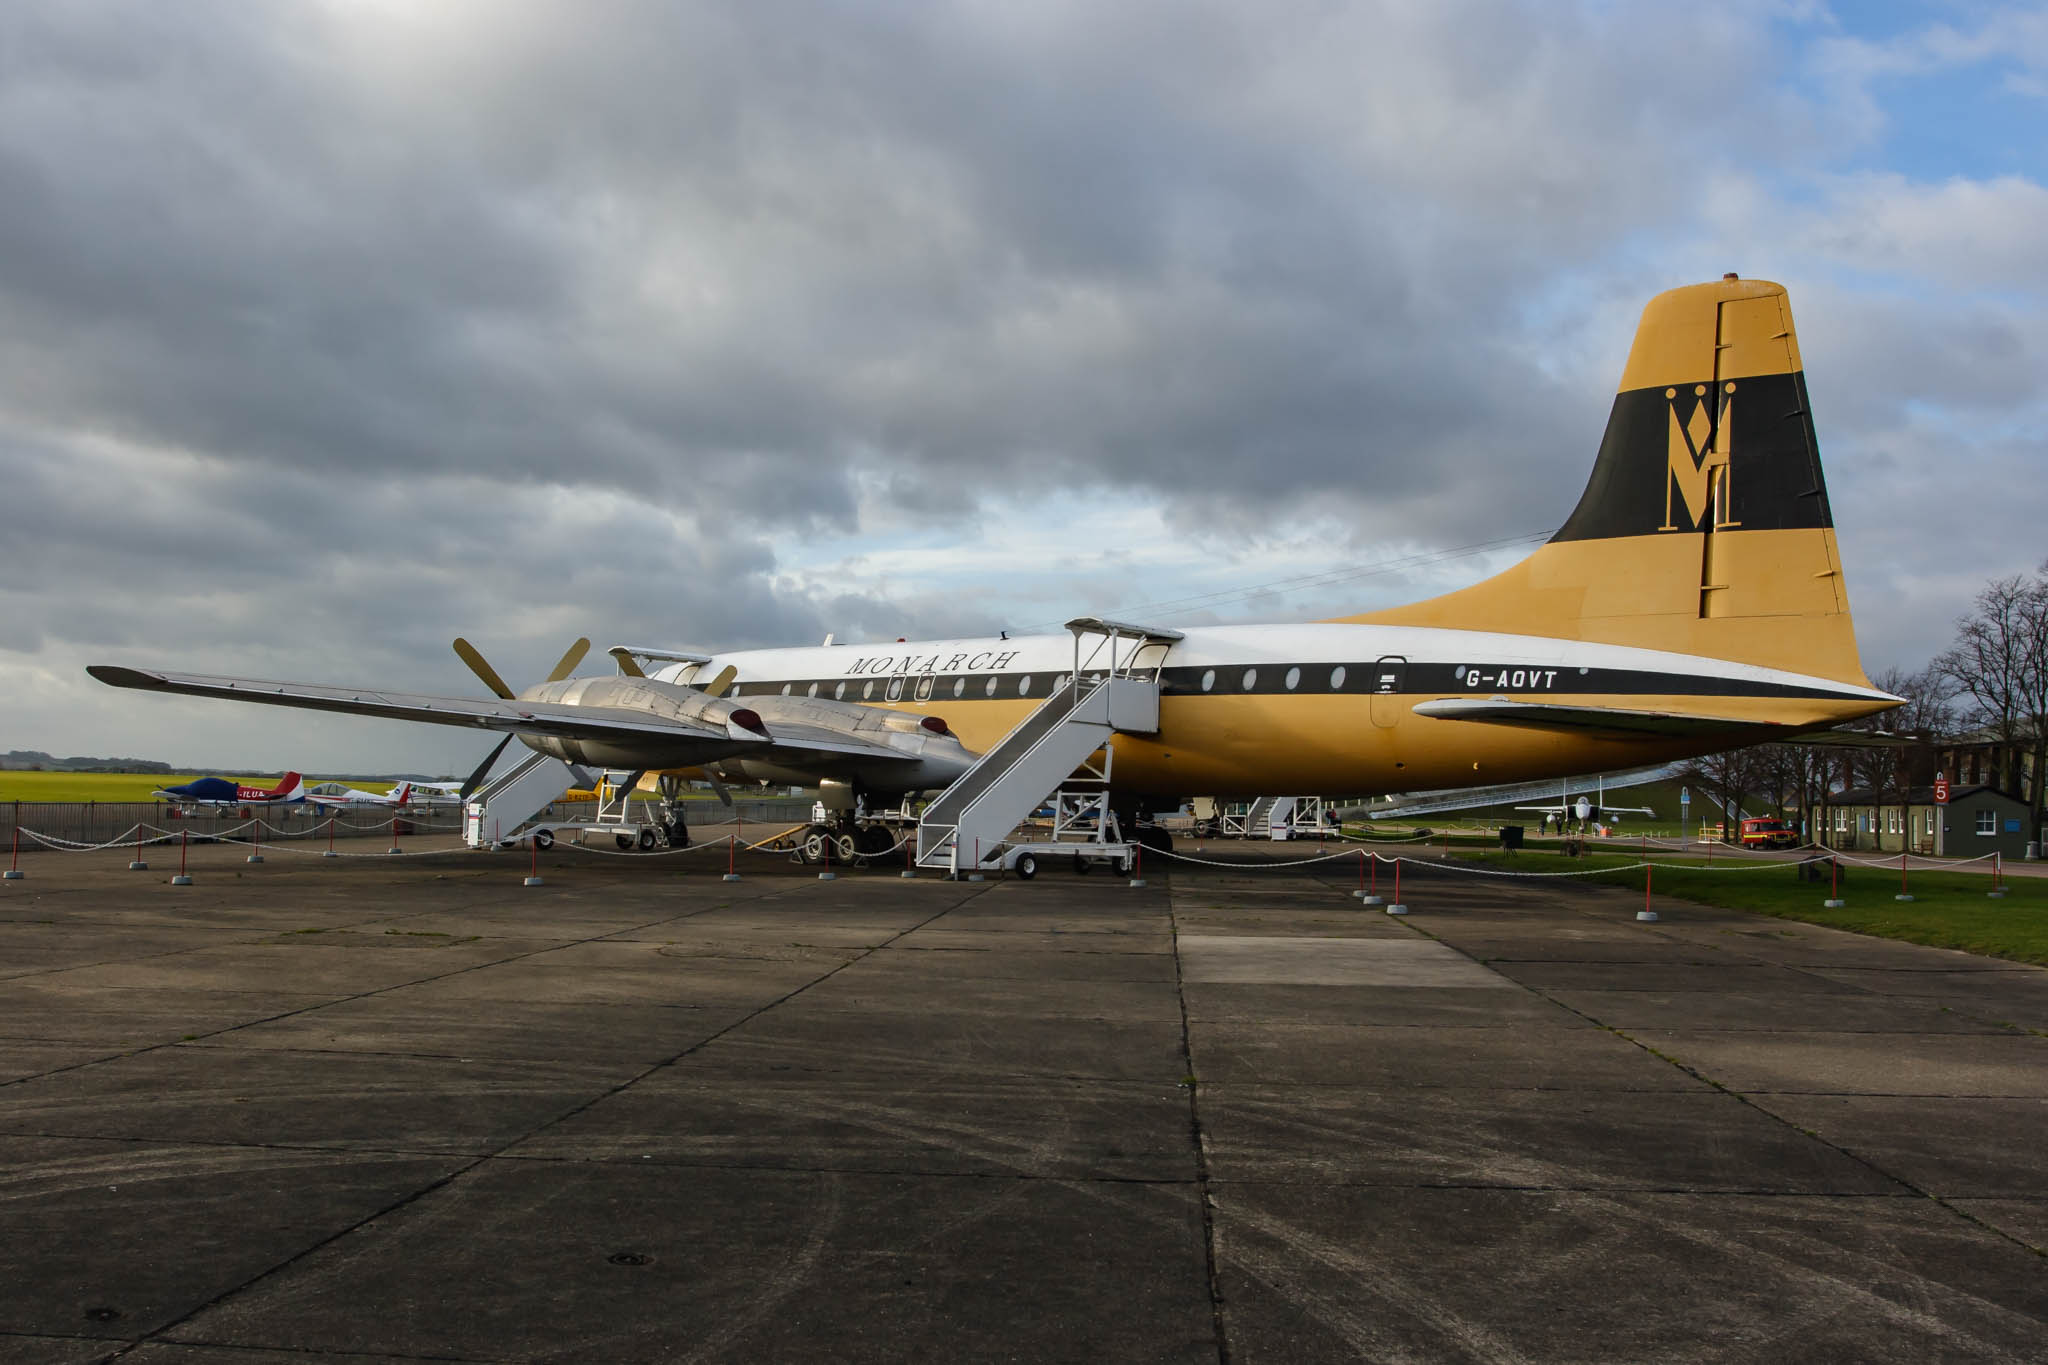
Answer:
xmin=1934 ymin=572 xmax=2048 ymax=836
xmin=1680 ymin=746 xmax=1766 ymax=842
xmin=2020 ymin=563 xmax=2048 ymax=840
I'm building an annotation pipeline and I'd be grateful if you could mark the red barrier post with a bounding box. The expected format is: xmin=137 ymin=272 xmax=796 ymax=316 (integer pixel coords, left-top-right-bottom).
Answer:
xmin=523 ymin=832 xmax=543 ymax=887
xmin=131 ymin=821 xmax=147 ymax=871
xmin=171 ymin=829 xmax=192 ymax=885
xmin=328 ymin=817 xmax=337 ymax=856
xmin=388 ymin=815 xmax=401 ymax=856
xmin=5 ymin=824 xmax=19 ymax=879
xmin=1638 ymin=861 xmax=1659 ymax=921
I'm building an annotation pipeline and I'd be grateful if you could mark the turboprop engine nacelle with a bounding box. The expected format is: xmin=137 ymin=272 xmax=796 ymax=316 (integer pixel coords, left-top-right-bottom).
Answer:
xmin=511 ymin=675 xmax=976 ymax=795
xmin=512 ymin=675 xmax=771 ymax=769
xmin=713 ymin=692 xmax=977 ymax=796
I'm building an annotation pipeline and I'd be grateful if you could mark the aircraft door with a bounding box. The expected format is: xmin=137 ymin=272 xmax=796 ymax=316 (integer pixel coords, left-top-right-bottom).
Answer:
xmin=1130 ymin=641 xmax=1172 ymax=680
xmin=1368 ymin=656 xmax=1407 ymax=729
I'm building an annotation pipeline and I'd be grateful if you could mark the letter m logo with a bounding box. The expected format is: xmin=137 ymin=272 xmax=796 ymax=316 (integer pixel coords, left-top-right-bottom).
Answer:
xmin=1660 ymin=383 xmax=1737 ymax=532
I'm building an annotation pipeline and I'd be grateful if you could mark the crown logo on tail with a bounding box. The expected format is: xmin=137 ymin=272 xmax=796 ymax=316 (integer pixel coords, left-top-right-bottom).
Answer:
xmin=1659 ymin=381 xmax=1740 ymax=532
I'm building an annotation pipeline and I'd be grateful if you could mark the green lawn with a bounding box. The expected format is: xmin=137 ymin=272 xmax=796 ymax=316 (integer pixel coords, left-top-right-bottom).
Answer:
xmin=0 ymin=771 xmax=401 ymax=802
xmin=1446 ymin=847 xmax=2048 ymax=965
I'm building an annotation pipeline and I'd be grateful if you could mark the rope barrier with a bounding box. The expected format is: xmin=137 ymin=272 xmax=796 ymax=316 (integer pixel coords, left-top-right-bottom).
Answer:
xmin=0 ymin=818 xmax=2022 ymax=888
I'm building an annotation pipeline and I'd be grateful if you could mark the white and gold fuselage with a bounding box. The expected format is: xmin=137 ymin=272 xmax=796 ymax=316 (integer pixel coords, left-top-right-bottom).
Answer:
xmin=669 ymin=622 xmax=1894 ymax=798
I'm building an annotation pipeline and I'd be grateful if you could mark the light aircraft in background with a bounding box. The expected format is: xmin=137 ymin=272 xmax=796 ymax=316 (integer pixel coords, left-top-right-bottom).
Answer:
xmin=305 ymin=780 xmax=466 ymax=807
xmin=306 ymin=780 xmax=418 ymax=807
xmin=1514 ymin=778 xmax=1657 ymax=830
xmin=154 ymin=772 xmax=305 ymax=805
xmin=95 ymin=277 xmax=1900 ymax=853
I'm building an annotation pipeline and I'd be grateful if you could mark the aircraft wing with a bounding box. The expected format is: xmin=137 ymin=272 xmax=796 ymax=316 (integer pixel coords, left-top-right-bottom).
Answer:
xmin=87 ymin=665 xmax=911 ymax=764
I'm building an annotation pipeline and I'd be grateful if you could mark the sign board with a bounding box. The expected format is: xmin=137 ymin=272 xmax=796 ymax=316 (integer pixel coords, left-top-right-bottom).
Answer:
xmin=1680 ymin=788 xmax=1691 ymax=805
xmin=1933 ymin=774 xmax=1950 ymax=805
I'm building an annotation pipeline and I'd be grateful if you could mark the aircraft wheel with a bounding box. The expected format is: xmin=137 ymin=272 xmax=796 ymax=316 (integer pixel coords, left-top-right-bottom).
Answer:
xmin=857 ymin=825 xmax=894 ymax=855
xmin=638 ymin=828 xmax=657 ymax=851
xmin=616 ymin=833 xmax=634 ymax=851
xmin=532 ymin=829 xmax=555 ymax=851
xmin=1015 ymin=852 xmax=1038 ymax=881
xmin=834 ymin=832 xmax=861 ymax=864
xmin=803 ymin=832 xmax=831 ymax=864
xmin=1073 ymin=853 xmax=1090 ymax=875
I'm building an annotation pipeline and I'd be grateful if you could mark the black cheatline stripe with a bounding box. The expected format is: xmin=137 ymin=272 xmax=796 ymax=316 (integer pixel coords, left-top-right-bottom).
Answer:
xmin=727 ymin=662 xmax=1868 ymax=705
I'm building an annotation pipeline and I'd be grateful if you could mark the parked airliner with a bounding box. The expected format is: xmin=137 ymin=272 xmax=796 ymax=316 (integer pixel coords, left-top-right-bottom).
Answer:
xmin=95 ymin=277 xmax=1899 ymax=845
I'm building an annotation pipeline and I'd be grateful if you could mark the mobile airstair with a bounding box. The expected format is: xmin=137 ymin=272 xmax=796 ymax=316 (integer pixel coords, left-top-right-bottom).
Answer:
xmin=917 ymin=618 xmax=1180 ymax=878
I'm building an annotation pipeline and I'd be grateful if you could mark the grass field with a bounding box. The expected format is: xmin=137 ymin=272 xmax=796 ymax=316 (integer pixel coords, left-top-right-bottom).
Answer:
xmin=1447 ymin=847 xmax=2048 ymax=965
xmin=0 ymin=771 xmax=404 ymax=802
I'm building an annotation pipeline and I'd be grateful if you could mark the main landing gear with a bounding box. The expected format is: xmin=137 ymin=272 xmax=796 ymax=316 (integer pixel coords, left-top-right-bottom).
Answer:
xmin=794 ymin=820 xmax=898 ymax=867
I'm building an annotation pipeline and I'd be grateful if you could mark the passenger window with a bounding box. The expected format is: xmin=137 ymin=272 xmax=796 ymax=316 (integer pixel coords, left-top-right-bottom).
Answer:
xmin=1330 ymin=666 xmax=1346 ymax=689
xmin=1241 ymin=668 xmax=1257 ymax=691
xmin=1200 ymin=669 xmax=1215 ymax=692
xmin=1019 ymin=675 xmax=1033 ymax=696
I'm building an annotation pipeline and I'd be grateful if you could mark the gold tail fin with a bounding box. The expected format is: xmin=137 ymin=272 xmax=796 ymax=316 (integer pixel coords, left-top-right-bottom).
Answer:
xmin=1332 ymin=277 xmax=1870 ymax=686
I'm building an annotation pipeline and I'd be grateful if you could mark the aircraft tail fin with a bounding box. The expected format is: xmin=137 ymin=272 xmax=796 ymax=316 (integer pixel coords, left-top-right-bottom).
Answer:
xmin=268 ymin=772 xmax=304 ymax=799
xmin=1333 ymin=276 xmax=1869 ymax=685
xmin=392 ymin=781 xmax=412 ymax=806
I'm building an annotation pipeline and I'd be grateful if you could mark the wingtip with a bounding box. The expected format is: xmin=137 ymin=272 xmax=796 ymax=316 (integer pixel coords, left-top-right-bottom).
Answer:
xmin=88 ymin=665 xmax=166 ymax=689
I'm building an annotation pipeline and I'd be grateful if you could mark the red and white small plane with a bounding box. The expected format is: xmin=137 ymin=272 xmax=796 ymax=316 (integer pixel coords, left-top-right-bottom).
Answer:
xmin=152 ymin=772 xmax=306 ymax=805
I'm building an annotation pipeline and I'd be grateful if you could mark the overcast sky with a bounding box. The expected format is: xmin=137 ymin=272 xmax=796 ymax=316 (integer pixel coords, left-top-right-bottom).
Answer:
xmin=4 ymin=0 xmax=2045 ymax=775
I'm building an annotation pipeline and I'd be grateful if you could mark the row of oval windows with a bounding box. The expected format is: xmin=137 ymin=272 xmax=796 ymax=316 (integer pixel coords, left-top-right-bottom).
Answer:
xmin=773 ymin=665 xmax=1355 ymax=701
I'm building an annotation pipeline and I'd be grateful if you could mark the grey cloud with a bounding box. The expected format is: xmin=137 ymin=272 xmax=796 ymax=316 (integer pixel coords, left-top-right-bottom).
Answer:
xmin=1 ymin=1 xmax=2042 ymax=767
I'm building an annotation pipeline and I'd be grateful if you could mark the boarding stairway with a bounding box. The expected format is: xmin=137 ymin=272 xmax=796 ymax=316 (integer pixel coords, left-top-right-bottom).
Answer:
xmin=917 ymin=618 xmax=1180 ymax=875
xmin=462 ymin=751 xmax=592 ymax=848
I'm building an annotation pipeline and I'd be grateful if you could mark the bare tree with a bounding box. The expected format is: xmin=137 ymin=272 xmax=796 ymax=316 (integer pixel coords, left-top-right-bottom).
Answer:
xmin=2019 ymin=563 xmax=2048 ymax=841
xmin=1934 ymin=578 xmax=2034 ymax=799
xmin=1680 ymin=746 xmax=1766 ymax=842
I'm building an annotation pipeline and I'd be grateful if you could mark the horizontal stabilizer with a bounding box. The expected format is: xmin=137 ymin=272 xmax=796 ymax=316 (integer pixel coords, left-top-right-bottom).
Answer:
xmin=1411 ymin=697 xmax=1770 ymax=740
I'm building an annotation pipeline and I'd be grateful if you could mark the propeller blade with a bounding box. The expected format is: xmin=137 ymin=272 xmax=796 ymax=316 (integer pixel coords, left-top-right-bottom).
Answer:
xmin=547 ymin=637 xmax=592 ymax=683
xmin=453 ymin=638 xmax=516 ymax=700
xmin=458 ymin=735 xmax=515 ymax=802
xmin=698 ymin=664 xmax=738 ymax=698
xmin=607 ymin=646 xmax=647 ymax=678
